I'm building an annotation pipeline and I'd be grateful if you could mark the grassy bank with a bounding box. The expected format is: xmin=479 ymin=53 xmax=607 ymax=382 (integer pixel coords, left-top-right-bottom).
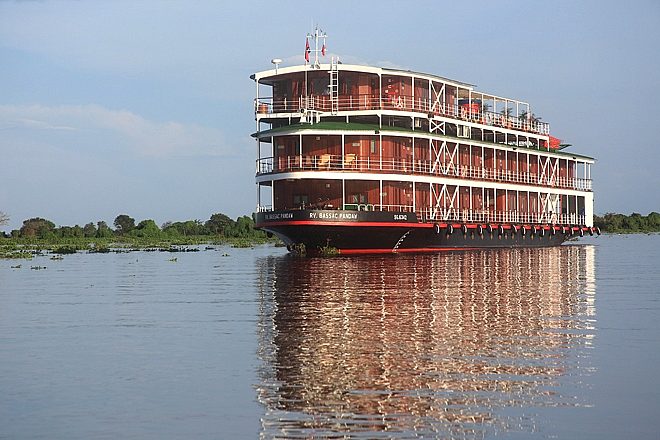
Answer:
xmin=0 ymin=235 xmax=278 ymax=260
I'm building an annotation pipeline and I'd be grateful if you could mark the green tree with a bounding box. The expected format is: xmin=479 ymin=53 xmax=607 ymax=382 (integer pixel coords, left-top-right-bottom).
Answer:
xmin=599 ymin=212 xmax=624 ymax=232
xmin=594 ymin=212 xmax=660 ymax=233
xmin=97 ymin=221 xmax=114 ymax=238
xmin=20 ymin=218 xmax=56 ymax=238
xmin=83 ymin=222 xmax=97 ymax=238
xmin=173 ymin=220 xmax=206 ymax=236
xmin=206 ymin=213 xmax=233 ymax=235
xmin=133 ymin=219 xmax=161 ymax=237
xmin=224 ymin=215 xmax=258 ymax=238
xmin=114 ymin=214 xmax=135 ymax=235
xmin=623 ymin=213 xmax=643 ymax=231
xmin=59 ymin=225 xmax=84 ymax=238
xmin=72 ymin=225 xmax=83 ymax=237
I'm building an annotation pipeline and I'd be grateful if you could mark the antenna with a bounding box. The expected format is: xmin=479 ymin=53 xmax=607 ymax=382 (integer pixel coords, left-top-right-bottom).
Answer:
xmin=305 ymin=26 xmax=327 ymax=68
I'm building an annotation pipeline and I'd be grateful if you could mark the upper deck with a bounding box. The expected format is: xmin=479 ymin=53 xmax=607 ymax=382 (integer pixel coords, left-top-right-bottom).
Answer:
xmin=253 ymin=63 xmax=550 ymax=137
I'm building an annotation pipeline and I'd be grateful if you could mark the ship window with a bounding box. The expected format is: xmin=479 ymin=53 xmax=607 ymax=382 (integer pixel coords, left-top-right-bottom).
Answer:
xmin=312 ymin=77 xmax=330 ymax=95
xmin=351 ymin=194 xmax=367 ymax=204
xmin=293 ymin=194 xmax=309 ymax=206
xmin=370 ymin=140 xmax=376 ymax=154
xmin=458 ymin=125 xmax=470 ymax=138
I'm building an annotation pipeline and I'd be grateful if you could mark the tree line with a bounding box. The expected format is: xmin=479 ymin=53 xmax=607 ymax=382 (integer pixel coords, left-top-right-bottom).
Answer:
xmin=3 ymin=210 xmax=659 ymax=238
xmin=0 ymin=212 xmax=266 ymax=240
xmin=593 ymin=212 xmax=660 ymax=233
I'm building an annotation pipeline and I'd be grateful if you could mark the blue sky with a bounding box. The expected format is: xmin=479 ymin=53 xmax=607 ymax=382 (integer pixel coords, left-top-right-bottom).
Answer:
xmin=1 ymin=0 xmax=658 ymax=231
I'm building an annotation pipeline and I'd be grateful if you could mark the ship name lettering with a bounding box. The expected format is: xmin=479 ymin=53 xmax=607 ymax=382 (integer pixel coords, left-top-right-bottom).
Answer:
xmin=265 ymin=213 xmax=293 ymax=220
xmin=394 ymin=214 xmax=408 ymax=221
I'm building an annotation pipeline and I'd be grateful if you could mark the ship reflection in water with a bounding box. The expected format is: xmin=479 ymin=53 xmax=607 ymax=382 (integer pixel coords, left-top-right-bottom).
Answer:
xmin=256 ymin=246 xmax=596 ymax=439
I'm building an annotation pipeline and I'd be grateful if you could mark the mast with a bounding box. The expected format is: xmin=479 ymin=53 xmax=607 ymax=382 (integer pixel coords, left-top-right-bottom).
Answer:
xmin=306 ymin=26 xmax=327 ymax=68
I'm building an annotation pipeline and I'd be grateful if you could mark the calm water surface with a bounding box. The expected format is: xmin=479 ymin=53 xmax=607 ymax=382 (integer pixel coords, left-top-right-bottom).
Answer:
xmin=1 ymin=235 xmax=659 ymax=439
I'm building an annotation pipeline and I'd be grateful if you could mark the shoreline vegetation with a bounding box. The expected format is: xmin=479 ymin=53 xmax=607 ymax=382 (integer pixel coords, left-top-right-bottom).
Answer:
xmin=593 ymin=212 xmax=660 ymax=234
xmin=0 ymin=212 xmax=279 ymax=260
xmin=1 ymin=211 xmax=659 ymax=260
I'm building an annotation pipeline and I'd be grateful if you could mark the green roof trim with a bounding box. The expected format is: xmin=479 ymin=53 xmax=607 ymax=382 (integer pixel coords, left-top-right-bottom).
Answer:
xmin=253 ymin=122 xmax=595 ymax=161
xmin=253 ymin=122 xmax=383 ymax=137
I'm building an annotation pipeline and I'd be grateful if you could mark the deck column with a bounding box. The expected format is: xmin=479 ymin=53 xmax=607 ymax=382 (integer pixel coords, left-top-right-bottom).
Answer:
xmin=342 ymin=179 xmax=345 ymax=209
xmin=379 ymin=180 xmax=383 ymax=211
xmin=412 ymin=137 xmax=415 ymax=172
xmin=341 ymin=134 xmax=345 ymax=169
xmin=257 ymin=183 xmax=260 ymax=212
xmin=379 ymin=133 xmax=383 ymax=170
xmin=412 ymin=181 xmax=416 ymax=215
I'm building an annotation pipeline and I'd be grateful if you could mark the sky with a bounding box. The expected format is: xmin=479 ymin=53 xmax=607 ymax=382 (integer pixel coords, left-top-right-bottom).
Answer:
xmin=1 ymin=0 xmax=659 ymax=231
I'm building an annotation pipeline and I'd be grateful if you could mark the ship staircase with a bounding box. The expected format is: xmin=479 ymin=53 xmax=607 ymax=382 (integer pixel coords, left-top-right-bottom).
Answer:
xmin=329 ymin=57 xmax=339 ymax=115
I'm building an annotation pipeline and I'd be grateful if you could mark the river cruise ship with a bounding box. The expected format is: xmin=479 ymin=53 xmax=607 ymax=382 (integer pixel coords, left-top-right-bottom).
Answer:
xmin=253 ymin=29 xmax=597 ymax=254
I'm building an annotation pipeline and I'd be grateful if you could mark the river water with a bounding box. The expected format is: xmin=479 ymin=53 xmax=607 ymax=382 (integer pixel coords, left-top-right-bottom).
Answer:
xmin=1 ymin=235 xmax=659 ymax=439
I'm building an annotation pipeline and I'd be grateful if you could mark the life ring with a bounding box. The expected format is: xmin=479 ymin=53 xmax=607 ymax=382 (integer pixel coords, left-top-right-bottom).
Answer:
xmin=446 ymin=224 xmax=454 ymax=235
xmin=434 ymin=223 xmax=440 ymax=234
xmin=595 ymin=226 xmax=601 ymax=236
xmin=461 ymin=224 xmax=468 ymax=235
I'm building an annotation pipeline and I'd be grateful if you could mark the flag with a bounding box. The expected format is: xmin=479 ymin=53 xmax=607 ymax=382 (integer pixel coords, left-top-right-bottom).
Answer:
xmin=304 ymin=38 xmax=310 ymax=63
xmin=321 ymin=43 xmax=326 ymax=56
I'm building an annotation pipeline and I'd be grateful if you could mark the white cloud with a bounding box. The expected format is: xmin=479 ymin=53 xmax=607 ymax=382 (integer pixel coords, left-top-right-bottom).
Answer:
xmin=0 ymin=104 xmax=230 ymax=158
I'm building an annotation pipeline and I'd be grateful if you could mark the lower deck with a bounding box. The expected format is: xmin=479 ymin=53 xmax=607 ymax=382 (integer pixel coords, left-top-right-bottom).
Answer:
xmin=258 ymin=178 xmax=591 ymax=227
xmin=255 ymin=209 xmax=598 ymax=254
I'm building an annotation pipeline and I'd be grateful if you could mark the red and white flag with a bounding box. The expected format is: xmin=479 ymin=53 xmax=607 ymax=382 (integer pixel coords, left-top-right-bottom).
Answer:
xmin=304 ymin=38 xmax=310 ymax=63
xmin=321 ymin=43 xmax=326 ymax=56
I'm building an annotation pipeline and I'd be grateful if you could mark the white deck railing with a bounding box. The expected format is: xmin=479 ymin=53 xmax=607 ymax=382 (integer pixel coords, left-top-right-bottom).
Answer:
xmin=421 ymin=208 xmax=585 ymax=225
xmin=256 ymin=94 xmax=550 ymax=135
xmin=256 ymin=155 xmax=592 ymax=191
